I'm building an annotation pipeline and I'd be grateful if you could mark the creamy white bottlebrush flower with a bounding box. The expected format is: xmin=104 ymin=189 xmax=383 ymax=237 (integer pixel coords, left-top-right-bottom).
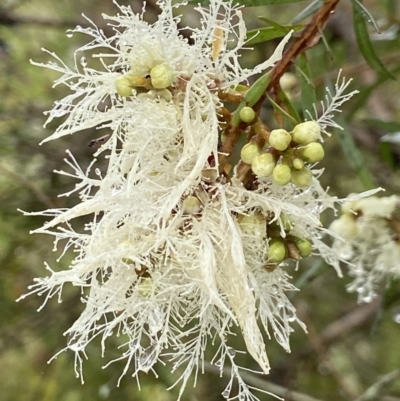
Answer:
xmin=18 ymin=0 xmax=379 ymax=400
xmin=330 ymin=195 xmax=400 ymax=303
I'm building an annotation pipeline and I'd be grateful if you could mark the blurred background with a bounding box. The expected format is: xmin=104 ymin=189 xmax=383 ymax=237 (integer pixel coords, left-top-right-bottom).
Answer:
xmin=1 ymin=0 xmax=400 ymax=400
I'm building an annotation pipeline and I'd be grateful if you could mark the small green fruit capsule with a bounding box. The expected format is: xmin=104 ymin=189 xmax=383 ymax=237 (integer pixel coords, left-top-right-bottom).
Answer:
xmin=150 ymin=63 xmax=174 ymax=89
xmin=303 ymin=142 xmax=325 ymax=163
xmin=239 ymin=106 xmax=256 ymax=123
xmin=267 ymin=239 xmax=287 ymax=263
xmin=292 ymin=158 xmax=304 ymax=170
xmin=268 ymin=128 xmax=292 ymax=151
xmin=292 ymin=121 xmax=321 ymax=145
xmin=182 ymin=196 xmax=201 ymax=214
xmin=115 ymin=76 xmax=133 ymax=97
xmin=251 ymin=153 xmax=276 ymax=178
xmin=292 ymin=236 xmax=312 ymax=258
xmin=290 ymin=167 xmax=312 ymax=188
xmin=272 ymin=164 xmax=291 ymax=186
xmin=241 ymin=142 xmax=262 ymax=164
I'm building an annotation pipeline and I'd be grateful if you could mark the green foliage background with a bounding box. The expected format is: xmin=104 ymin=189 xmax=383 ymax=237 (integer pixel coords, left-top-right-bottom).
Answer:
xmin=0 ymin=0 xmax=400 ymax=400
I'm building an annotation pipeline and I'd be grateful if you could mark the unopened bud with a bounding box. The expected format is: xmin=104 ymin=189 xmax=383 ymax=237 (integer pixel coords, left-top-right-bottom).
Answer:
xmin=182 ymin=196 xmax=201 ymax=214
xmin=292 ymin=158 xmax=304 ymax=170
xmin=241 ymin=142 xmax=262 ymax=164
xmin=268 ymin=128 xmax=292 ymax=151
xmin=290 ymin=167 xmax=312 ymax=188
xmin=303 ymin=142 xmax=325 ymax=163
xmin=291 ymin=236 xmax=312 ymax=258
xmin=279 ymin=72 xmax=298 ymax=93
xmin=150 ymin=63 xmax=174 ymax=89
xmin=115 ymin=76 xmax=134 ymax=97
xmin=239 ymin=106 xmax=256 ymax=123
xmin=292 ymin=121 xmax=321 ymax=145
xmin=267 ymin=239 xmax=287 ymax=263
xmin=251 ymin=153 xmax=275 ymax=178
xmin=272 ymin=164 xmax=291 ymax=186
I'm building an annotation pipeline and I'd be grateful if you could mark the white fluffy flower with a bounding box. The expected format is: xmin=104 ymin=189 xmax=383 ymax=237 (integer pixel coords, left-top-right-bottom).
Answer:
xmin=18 ymin=0 xmax=377 ymax=399
xmin=331 ymin=195 xmax=400 ymax=303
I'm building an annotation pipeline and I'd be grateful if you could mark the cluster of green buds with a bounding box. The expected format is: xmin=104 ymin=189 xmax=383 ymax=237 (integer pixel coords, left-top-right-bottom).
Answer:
xmin=266 ymin=215 xmax=313 ymax=268
xmin=240 ymin=119 xmax=325 ymax=188
xmin=115 ymin=63 xmax=175 ymax=96
xmin=238 ymin=211 xmax=313 ymax=272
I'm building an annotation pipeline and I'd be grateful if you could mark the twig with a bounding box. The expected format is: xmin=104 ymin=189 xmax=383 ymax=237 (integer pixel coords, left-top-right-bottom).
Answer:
xmin=355 ymin=369 xmax=400 ymax=401
xmin=297 ymin=298 xmax=380 ymax=357
xmin=264 ymin=0 xmax=341 ymax=94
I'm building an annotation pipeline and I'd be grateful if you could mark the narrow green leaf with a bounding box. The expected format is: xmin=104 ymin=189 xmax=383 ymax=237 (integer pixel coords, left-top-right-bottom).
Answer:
xmin=363 ymin=119 xmax=400 ymax=133
xmin=352 ymin=4 xmax=394 ymax=80
xmin=351 ymin=0 xmax=380 ymax=33
xmin=385 ymin=0 xmax=397 ymax=15
xmin=247 ymin=24 xmax=303 ymax=45
xmin=335 ymin=117 xmax=375 ymax=190
xmin=379 ymin=142 xmax=396 ymax=169
xmin=296 ymin=53 xmax=317 ymax=118
xmin=291 ymin=0 xmax=322 ymax=24
xmin=277 ymin=87 xmax=302 ymax=124
xmin=267 ymin=95 xmax=299 ymax=125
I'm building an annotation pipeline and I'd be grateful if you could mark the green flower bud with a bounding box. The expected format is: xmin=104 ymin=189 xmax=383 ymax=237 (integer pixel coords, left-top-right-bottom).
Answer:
xmin=291 ymin=236 xmax=312 ymax=258
xmin=241 ymin=142 xmax=262 ymax=164
xmin=292 ymin=121 xmax=321 ymax=145
xmin=150 ymin=63 xmax=174 ymax=89
xmin=115 ymin=76 xmax=134 ymax=97
xmin=272 ymin=164 xmax=291 ymax=186
xmin=182 ymin=196 xmax=201 ymax=214
xmin=303 ymin=142 xmax=325 ymax=163
xmin=267 ymin=239 xmax=287 ymax=263
xmin=251 ymin=153 xmax=276 ymax=178
xmin=239 ymin=106 xmax=256 ymax=123
xmin=268 ymin=128 xmax=292 ymax=151
xmin=292 ymin=157 xmax=304 ymax=170
xmin=290 ymin=167 xmax=312 ymax=188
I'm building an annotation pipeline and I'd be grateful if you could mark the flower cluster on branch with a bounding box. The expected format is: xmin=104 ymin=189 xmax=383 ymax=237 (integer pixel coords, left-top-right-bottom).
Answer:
xmin=19 ymin=1 xmax=382 ymax=400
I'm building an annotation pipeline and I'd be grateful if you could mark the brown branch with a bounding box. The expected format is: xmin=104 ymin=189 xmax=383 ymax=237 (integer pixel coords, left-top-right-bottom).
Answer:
xmin=218 ymin=0 xmax=342 ymax=172
xmin=264 ymin=0 xmax=342 ymax=94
